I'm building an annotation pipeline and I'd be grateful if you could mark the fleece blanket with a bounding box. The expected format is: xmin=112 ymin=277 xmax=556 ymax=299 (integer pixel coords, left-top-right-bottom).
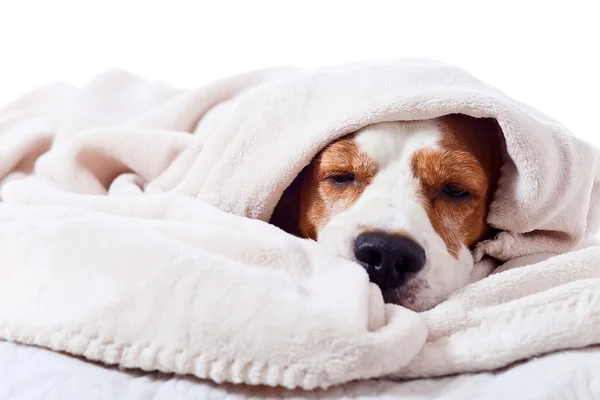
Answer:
xmin=1 ymin=59 xmax=599 ymax=390
xmin=3 ymin=341 xmax=600 ymax=400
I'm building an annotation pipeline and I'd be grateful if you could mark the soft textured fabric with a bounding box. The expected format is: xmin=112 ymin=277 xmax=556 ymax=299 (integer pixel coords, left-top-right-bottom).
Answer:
xmin=3 ymin=340 xmax=600 ymax=400
xmin=1 ymin=59 xmax=599 ymax=390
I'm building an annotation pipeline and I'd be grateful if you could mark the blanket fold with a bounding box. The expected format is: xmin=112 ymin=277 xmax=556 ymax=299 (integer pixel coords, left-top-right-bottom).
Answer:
xmin=1 ymin=59 xmax=599 ymax=389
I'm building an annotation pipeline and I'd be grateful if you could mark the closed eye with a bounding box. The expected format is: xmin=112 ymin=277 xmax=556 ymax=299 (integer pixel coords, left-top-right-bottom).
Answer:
xmin=328 ymin=172 xmax=356 ymax=185
xmin=442 ymin=184 xmax=470 ymax=198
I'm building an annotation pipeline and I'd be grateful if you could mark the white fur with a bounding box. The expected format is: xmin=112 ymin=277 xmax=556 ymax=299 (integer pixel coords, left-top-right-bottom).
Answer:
xmin=317 ymin=120 xmax=474 ymax=311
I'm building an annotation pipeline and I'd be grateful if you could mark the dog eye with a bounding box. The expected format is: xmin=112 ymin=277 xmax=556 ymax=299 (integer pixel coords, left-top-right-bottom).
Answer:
xmin=329 ymin=173 xmax=356 ymax=185
xmin=442 ymin=184 xmax=469 ymax=197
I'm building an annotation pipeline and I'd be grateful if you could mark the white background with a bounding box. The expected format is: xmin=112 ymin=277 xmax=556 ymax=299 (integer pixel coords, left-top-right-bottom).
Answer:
xmin=1 ymin=0 xmax=598 ymax=144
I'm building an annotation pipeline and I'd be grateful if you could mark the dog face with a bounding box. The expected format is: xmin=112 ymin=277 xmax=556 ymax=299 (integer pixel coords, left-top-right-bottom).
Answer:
xmin=271 ymin=114 xmax=503 ymax=311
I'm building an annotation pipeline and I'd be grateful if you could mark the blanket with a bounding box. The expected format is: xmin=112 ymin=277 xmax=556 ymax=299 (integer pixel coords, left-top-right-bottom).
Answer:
xmin=1 ymin=59 xmax=599 ymax=390
xmin=3 ymin=340 xmax=600 ymax=400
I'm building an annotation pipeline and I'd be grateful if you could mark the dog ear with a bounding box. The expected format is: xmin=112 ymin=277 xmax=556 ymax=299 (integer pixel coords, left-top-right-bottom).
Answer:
xmin=481 ymin=119 xmax=506 ymax=242
xmin=461 ymin=116 xmax=506 ymax=242
xmin=269 ymin=166 xmax=309 ymax=237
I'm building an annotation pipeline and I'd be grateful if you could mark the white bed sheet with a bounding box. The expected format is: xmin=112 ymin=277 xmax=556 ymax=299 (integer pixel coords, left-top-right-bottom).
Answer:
xmin=1 ymin=341 xmax=599 ymax=400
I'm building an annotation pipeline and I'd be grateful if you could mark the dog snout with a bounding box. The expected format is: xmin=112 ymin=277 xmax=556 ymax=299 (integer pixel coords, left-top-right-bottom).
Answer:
xmin=354 ymin=231 xmax=425 ymax=291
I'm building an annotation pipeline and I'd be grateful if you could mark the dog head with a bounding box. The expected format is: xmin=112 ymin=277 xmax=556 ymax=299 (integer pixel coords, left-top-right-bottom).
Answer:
xmin=271 ymin=114 xmax=504 ymax=311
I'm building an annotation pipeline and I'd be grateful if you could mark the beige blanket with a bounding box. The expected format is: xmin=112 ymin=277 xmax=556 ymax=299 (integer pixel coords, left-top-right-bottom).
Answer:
xmin=1 ymin=60 xmax=599 ymax=390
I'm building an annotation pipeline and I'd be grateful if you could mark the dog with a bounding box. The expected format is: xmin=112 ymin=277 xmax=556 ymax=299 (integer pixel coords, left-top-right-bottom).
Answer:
xmin=271 ymin=114 xmax=504 ymax=311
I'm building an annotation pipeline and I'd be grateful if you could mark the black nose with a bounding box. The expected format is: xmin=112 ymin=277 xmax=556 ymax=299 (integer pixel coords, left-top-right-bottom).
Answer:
xmin=354 ymin=231 xmax=426 ymax=290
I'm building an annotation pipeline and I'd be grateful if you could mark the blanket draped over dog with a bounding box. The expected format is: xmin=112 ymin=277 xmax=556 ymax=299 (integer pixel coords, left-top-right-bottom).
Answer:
xmin=1 ymin=59 xmax=600 ymax=390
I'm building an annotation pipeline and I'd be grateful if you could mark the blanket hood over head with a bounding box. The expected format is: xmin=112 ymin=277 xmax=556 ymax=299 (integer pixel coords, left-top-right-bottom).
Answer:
xmin=151 ymin=59 xmax=600 ymax=261
xmin=1 ymin=59 xmax=600 ymax=390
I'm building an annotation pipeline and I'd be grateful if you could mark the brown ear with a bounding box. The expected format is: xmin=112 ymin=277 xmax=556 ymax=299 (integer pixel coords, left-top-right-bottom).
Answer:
xmin=269 ymin=167 xmax=309 ymax=236
xmin=480 ymin=119 xmax=505 ymax=241
xmin=463 ymin=115 xmax=505 ymax=241
xmin=459 ymin=116 xmax=504 ymax=211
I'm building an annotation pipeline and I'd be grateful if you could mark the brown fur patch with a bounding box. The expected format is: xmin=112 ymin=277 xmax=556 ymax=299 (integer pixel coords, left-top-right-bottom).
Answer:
xmin=411 ymin=114 xmax=503 ymax=256
xmin=296 ymin=136 xmax=379 ymax=239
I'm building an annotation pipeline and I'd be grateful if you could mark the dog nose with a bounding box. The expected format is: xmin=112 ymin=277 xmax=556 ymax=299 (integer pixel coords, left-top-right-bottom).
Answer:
xmin=354 ymin=231 xmax=426 ymax=290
